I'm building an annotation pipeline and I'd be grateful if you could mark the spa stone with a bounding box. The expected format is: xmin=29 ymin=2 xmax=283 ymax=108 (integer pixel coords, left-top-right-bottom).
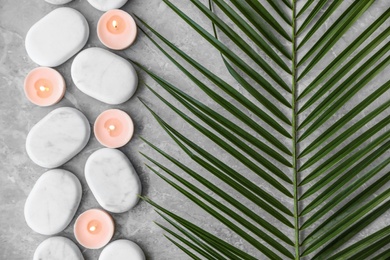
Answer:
xmin=25 ymin=7 xmax=89 ymax=67
xmin=87 ymin=0 xmax=128 ymax=11
xmin=71 ymin=47 xmax=138 ymax=105
xmin=99 ymin=240 xmax=145 ymax=260
xmin=25 ymin=170 xmax=82 ymax=235
xmin=34 ymin=237 xmax=83 ymax=260
xmin=26 ymin=107 xmax=90 ymax=168
xmin=45 ymin=0 xmax=73 ymax=5
xmin=85 ymin=148 xmax=141 ymax=213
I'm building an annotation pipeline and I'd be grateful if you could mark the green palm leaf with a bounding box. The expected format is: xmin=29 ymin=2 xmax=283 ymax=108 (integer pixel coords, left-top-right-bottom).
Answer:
xmin=328 ymin=226 xmax=390 ymax=260
xmin=211 ymin=0 xmax=291 ymax=71
xmin=135 ymin=0 xmax=390 ymax=258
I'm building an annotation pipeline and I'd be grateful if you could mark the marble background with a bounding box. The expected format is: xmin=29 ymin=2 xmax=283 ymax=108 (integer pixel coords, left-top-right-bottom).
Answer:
xmin=1 ymin=0 xmax=389 ymax=259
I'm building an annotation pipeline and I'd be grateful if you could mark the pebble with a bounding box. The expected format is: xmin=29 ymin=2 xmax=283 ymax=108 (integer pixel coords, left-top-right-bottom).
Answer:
xmin=45 ymin=0 xmax=73 ymax=5
xmin=24 ymin=169 xmax=82 ymax=235
xmin=25 ymin=7 xmax=89 ymax=67
xmin=71 ymin=47 xmax=138 ymax=104
xmin=87 ymin=0 xmax=128 ymax=11
xmin=26 ymin=107 xmax=90 ymax=168
xmin=99 ymin=240 xmax=145 ymax=260
xmin=85 ymin=148 xmax=141 ymax=213
xmin=34 ymin=236 xmax=83 ymax=260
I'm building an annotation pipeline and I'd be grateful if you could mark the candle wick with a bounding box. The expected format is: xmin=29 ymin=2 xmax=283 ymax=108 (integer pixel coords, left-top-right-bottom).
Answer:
xmin=112 ymin=20 xmax=118 ymax=29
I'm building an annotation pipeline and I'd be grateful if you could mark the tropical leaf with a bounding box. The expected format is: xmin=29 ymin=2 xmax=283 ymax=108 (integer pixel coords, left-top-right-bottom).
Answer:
xmin=134 ymin=0 xmax=390 ymax=258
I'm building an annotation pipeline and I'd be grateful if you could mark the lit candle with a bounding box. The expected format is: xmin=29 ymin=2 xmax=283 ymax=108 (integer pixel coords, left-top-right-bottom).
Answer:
xmin=94 ymin=109 xmax=134 ymax=148
xmin=24 ymin=67 xmax=65 ymax=106
xmin=97 ymin=9 xmax=137 ymax=50
xmin=74 ymin=209 xmax=114 ymax=249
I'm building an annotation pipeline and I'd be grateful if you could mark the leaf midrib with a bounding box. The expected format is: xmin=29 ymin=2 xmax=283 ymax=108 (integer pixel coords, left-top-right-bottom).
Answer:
xmin=291 ymin=0 xmax=300 ymax=259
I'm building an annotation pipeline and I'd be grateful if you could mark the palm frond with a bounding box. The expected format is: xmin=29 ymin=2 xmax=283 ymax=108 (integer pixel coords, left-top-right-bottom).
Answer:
xmin=297 ymin=0 xmax=374 ymax=70
xmin=296 ymin=0 xmax=343 ymax=49
xmin=327 ymin=226 xmax=390 ymax=260
xmin=135 ymin=0 xmax=390 ymax=258
xmin=296 ymin=0 xmax=327 ymax=34
xmin=298 ymin=11 xmax=390 ymax=101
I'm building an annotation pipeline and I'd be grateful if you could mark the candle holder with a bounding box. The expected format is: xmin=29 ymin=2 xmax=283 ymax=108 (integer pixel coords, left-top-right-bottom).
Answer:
xmin=94 ymin=109 xmax=134 ymax=148
xmin=97 ymin=9 xmax=137 ymax=50
xmin=74 ymin=209 xmax=114 ymax=249
xmin=24 ymin=67 xmax=65 ymax=106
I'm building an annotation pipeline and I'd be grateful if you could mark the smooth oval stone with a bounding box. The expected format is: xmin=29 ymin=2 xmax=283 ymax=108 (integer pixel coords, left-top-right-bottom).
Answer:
xmin=85 ymin=148 xmax=141 ymax=213
xmin=45 ymin=0 xmax=73 ymax=4
xmin=71 ymin=47 xmax=138 ymax=105
xmin=87 ymin=0 xmax=127 ymax=11
xmin=25 ymin=169 xmax=82 ymax=235
xmin=34 ymin=236 xmax=83 ymax=260
xmin=26 ymin=107 xmax=90 ymax=168
xmin=25 ymin=7 xmax=89 ymax=67
xmin=99 ymin=240 xmax=145 ymax=260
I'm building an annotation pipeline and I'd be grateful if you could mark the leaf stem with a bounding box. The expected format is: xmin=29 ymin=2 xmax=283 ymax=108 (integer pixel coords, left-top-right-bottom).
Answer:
xmin=291 ymin=0 xmax=300 ymax=259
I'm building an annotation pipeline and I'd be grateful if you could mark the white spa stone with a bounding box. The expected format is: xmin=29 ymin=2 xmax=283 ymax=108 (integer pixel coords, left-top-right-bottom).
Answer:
xmin=71 ymin=47 xmax=138 ymax=105
xmin=85 ymin=148 xmax=141 ymax=213
xmin=34 ymin=236 xmax=84 ymax=260
xmin=45 ymin=0 xmax=73 ymax=5
xmin=25 ymin=7 xmax=89 ymax=67
xmin=25 ymin=170 xmax=82 ymax=235
xmin=99 ymin=240 xmax=145 ymax=260
xmin=26 ymin=107 xmax=90 ymax=168
xmin=87 ymin=0 xmax=128 ymax=11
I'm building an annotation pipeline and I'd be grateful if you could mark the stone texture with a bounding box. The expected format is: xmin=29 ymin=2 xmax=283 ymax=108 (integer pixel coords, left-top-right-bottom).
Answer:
xmin=33 ymin=236 xmax=84 ymax=260
xmin=86 ymin=0 xmax=128 ymax=11
xmin=24 ymin=169 xmax=82 ymax=235
xmin=26 ymin=107 xmax=90 ymax=168
xmin=25 ymin=7 xmax=89 ymax=67
xmin=71 ymin=47 xmax=138 ymax=105
xmin=44 ymin=0 xmax=73 ymax=5
xmin=99 ymin=239 xmax=145 ymax=260
xmin=0 ymin=0 xmax=389 ymax=259
xmin=85 ymin=148 xmax=141 ymax=213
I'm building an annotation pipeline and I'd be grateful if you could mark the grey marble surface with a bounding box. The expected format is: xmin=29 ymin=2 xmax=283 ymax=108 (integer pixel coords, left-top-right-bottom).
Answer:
xmin=1 ymin=0 xmax=390 ymax=259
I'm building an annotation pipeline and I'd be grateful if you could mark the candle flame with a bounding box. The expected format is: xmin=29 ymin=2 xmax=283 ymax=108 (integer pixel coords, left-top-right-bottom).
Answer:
xmin=108 ymin=125 xmax=116 ymax=131
xmin=112 ymin=20 xmax=118 ymax=29
xmin=39 ymin=86 xmax=50 ymax=92
xmin=89 ymin=226 xmax=96 ymax=232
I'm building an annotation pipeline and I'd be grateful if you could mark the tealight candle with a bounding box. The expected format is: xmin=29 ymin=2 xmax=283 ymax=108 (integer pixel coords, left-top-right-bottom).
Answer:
xmin=97 ymin=9 xmax=137 ymax=50
xmin=74 ymin=209 xmax=114 ymax=249
xmin=24 ymin=67 xmax=65 ymax=106
xmin=94 ymin=109 xmax=134 ymax=148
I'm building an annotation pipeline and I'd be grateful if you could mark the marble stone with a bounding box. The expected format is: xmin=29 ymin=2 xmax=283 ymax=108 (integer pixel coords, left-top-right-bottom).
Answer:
xmin=34 ymin=236 xmax=83 ymax=260
xmin=25 ymin=7 xmax=89 ymax=67
xmin=26 ymin=107 xmax=90 ymax=168
xmin=87 ymin=0 xmax=128 ymax=11
xmin=71 ymin=47 xmax=138 ymax=105
xmin=44 ymin=0 xmax=73 ymax=5
xmin=99 ymin=240 xmax=145 ymax=260
xmin=24 ymin=169 xmax=82 ymax=235
xmin=85 ymin=148 xmax=141 ymax=213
